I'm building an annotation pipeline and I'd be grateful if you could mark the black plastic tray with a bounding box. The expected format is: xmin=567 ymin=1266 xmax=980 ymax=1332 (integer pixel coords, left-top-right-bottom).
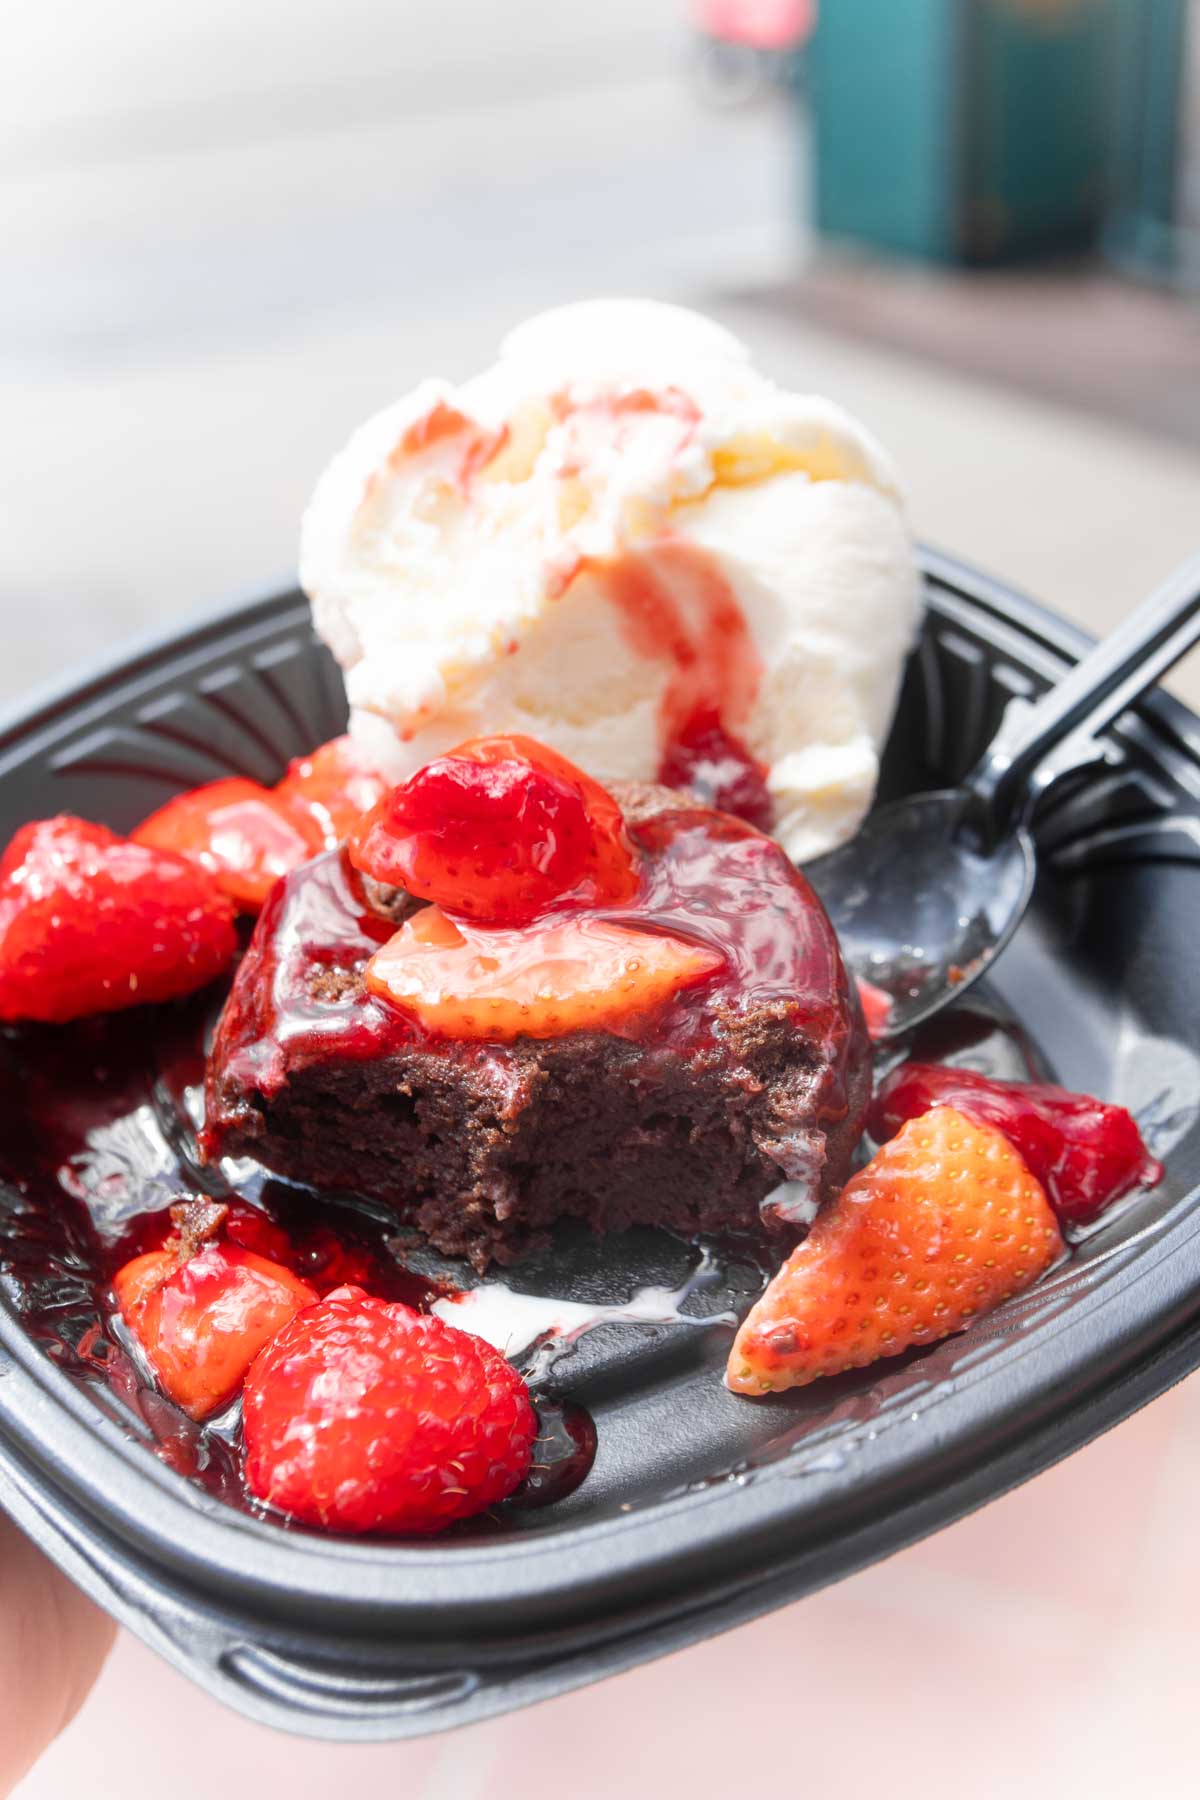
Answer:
xmin=0 ymin=548 xmax=1198 ymax=1740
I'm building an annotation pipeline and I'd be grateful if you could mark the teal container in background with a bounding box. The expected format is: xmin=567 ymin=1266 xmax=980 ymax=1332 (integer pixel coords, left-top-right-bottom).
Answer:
xmin=811 ymin=0 xmax=1182 ymax=265
xmin=1104 ymin=0 xmax=1191 ymax=279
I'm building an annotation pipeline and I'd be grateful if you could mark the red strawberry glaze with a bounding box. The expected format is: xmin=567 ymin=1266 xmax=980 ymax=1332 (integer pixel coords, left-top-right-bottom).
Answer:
xmin=0 ymin=995 xmax=469 ymax=1509
xmin=598 ymin=542 xmax=770 ymax=828
xmin=203 ymin=803 xmax=863 ymax=1131
xmin=220 ymin=1198 xmax=296 ymax=1267
xmin=659 ymin=706 xmax=772 ymax=834
xmin=870 ymin=1062 xmax=1163 ymax=1229
xmin=389 ymin=385 xmax=773 ymax=833
xmin=855 ymin=977 xmax=894 ymax=1043
xmin=552 ymin=383 xmax=701 ymax=431
xmin=395 ymin=398 xmax=508 ymax=489
xmin=547 ymin=385 xmax=702 ymax=489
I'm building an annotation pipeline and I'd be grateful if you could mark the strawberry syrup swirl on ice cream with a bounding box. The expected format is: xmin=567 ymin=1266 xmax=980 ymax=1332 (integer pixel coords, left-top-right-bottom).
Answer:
xmin=301 ymin=300 xmax=921 ymax=862
xmin=599 ymin=540 xmax=770 ymax=826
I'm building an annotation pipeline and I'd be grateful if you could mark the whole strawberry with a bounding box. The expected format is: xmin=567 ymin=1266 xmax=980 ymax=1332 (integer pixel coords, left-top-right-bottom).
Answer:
xmin=727 ymin=1106 xmax=1063 ymax=1395
xmin=0 ymin=815 xmax=238 ymax=1024
xmin=243 ymin=1287 xmax=536 ymax=1533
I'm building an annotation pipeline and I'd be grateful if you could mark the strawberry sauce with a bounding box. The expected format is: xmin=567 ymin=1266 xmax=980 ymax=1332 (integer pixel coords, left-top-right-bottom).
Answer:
xmin=659 ymin=706 xmax=773 ymax=833
xmin=599 ymin=543 xmax=772 ymax=829
xmin=388 ymin=399 xmax=508 ymax=492
xmin=508 ymin=1399 xmax=598 ymax=1509
xmin=205 ymin=807 xmax=861 ymax=1120
xmin=0 ymin=1004 xmax=596 ymax=1523
xmin=870 ymin=1061 xmax=1163 ymax=1230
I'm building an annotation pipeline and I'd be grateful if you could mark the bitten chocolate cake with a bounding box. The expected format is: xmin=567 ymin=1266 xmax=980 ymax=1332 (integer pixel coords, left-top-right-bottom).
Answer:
xmin=204 ymin=769 xmax=871 ymax=1270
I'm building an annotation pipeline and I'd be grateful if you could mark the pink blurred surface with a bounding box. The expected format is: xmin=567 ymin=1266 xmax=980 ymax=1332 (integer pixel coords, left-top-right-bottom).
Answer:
xmin=692 ymin=0 xmax=812 ymax=49
xmin=16 ymin=1372 xmax=1196 ymax=1799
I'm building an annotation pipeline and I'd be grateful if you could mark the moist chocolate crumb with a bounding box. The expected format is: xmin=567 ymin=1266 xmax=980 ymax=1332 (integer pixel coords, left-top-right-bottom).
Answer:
xmin=308 ymin=965 xmax=365 ymax=1005
xmin=360 ymin=877 xmax=423 ymax=925
xmin=167 ymin=1196 xmax=229 ymax=1258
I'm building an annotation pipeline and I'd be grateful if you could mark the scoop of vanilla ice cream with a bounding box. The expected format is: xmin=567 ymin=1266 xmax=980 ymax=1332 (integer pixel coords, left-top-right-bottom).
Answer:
xmin=301 ymin=300 xmax=921 ymax=862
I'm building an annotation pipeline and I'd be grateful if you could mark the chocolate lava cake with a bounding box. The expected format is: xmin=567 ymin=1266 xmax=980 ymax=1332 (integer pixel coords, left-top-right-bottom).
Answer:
xmin=203 ymin=783 xmax=871 ymax=1270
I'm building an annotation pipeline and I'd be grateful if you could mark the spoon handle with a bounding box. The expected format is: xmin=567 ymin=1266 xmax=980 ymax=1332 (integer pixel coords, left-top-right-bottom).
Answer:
xmin=965 ymin=550 xmax=1200 ymax=838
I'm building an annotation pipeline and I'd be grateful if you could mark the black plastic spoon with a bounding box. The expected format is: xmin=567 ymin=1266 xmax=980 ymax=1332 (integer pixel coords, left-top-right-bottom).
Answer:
xmin=807 ymin=551 xmax=1200 ymax=1044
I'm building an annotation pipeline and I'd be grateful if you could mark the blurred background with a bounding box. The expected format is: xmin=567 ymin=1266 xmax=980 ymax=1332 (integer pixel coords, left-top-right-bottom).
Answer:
xmin=7 ymin=2 xmax=1200 ymax=1795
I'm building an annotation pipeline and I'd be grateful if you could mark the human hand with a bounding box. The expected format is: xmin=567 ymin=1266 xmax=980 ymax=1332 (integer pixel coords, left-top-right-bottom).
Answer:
xmin=0 ymin=1513 xmax=115 ymax=1794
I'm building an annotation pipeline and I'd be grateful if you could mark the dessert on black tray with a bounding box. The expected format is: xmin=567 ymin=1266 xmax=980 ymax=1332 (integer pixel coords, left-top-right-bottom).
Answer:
xmin=204 ymin=750 xmax=872 ymax=1272
xmin=0 ymin=302 xmax=1165 ymax=1537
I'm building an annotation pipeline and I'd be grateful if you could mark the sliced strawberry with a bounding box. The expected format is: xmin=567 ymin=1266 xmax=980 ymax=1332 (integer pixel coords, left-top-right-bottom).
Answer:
xmin=727 ymin=1105 xmax=1063 ymax=1395
xmin=275 ymin=735 xmax=388 ymax=848
xmin=365 ymin=903 xmax=723 ymax=1040
xmin=242 ymin=1286 xmax=536 ymax=1533
xmin=114 ymin=1240 xmax=317 ymax=1419
xmin=133 ymin=778 xmax=323 ymax=912
xmin=870 ymin=1061 xmax=1162 ymax=1228
xmin=349 ymin=734 xmax=638 ymax=925
xmin=0 ymin=815 xmax=237 ymax=1025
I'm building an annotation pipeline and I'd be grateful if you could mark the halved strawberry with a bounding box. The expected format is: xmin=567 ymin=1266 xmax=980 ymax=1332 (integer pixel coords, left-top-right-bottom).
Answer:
xmin=727 ymin=1105 xmax=1063 ymax=1395
xmin=275 ymin=735 xmax=388 ymax=847
xmin=365 ymin=903 xmax=723 ymax=1040
xmin=243 ymin=1286 xmax=535 ymax=1533
xmin=0 ymin=815 xmax=237 ymax=1024
xmin=114 ymin=1240 xmax=317 ymax=1419
xmin=134 ymin=778 xmax=323 ymax=911
xmin=349 ymin=734 xmax=638 ymax=925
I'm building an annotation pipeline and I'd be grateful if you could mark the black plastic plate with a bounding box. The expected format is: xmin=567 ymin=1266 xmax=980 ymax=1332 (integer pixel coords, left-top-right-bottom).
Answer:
xmin=0 ymin=549 xmax=1198 ymax=1740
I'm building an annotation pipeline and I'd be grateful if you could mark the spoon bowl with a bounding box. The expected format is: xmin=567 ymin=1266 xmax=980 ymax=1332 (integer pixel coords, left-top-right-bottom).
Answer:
xmin=807 ymin=789 xmax=1035 ymax=1041
xmin=808 ymin=550 xmax=1200 ymax=1045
